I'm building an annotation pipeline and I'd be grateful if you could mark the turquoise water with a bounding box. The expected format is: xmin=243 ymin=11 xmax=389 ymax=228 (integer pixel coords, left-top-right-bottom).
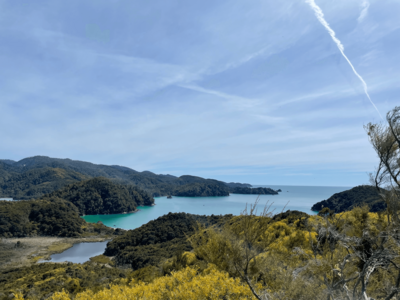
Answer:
xmin=83 ymin=185 xmax=349 ymax=230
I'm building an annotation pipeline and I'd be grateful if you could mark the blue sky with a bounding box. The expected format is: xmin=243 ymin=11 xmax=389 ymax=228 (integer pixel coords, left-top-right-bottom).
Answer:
xmin=1 ymin=0 xmax=399 ymax=186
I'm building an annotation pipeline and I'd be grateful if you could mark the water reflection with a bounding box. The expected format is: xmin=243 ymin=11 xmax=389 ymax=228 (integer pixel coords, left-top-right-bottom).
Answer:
xmin=41 ymin=241 xmax=109 ymax=264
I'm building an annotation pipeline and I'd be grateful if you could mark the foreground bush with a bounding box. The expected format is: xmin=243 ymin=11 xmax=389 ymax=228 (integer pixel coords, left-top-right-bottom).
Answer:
xmin=46 ymin=265 xmax=255 ymax=300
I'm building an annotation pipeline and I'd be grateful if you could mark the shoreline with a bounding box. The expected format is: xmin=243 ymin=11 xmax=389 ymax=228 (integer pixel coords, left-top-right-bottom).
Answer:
xmin=0 ymin=235 xmax=113 ymax=271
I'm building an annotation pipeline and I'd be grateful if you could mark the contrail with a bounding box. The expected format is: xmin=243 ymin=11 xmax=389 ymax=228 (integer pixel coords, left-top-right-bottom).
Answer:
xmin=358 ymin=0 xmax=370 ymax=23
xmin=305 ymin=0 xmax=383 ymax=119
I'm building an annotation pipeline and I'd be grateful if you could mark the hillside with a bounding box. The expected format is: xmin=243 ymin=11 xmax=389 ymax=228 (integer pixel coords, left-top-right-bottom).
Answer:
xmin=230 ymin=187 xmax=278 ymax=195
xmin=43 ymin=177 xmax=154 ymax=215
xmin=311 ymin=185 xmax=386 ymax=213
xmin=104 ymin=212 xmax=233 ymax=269
xmin=0 ymin=198 xmax=84 ymax=237
xmin=0 ymin=167 xmax=89 ymax=200
xmin=0 ymin=156 xmax=262 ymax=198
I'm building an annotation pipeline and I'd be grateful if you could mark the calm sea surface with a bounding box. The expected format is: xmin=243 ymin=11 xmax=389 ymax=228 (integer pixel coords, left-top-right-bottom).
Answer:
xmin=83 ymin=185 xmax=350 ymax=230
xmin=50 ymin=185 xmax=350 ymax=263
xmin=40 ymin=241 xmax=109 ymax=264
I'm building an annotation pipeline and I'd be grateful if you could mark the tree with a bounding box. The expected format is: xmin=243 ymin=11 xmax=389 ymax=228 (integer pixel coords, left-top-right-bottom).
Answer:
xmin=365 ymin=106 xmax=400 ymax=222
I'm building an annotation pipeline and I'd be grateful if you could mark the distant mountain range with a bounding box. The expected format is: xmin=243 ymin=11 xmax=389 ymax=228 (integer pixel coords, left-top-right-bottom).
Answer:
xmin=0 ymin=156 xmax=271 ymax=199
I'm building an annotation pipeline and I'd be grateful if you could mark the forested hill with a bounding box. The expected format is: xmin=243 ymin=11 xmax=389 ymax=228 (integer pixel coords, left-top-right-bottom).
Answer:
xmin=0 ymin=197 xmax=84 ymax=237
xmin=0 ymin=166 xmax=89 ymax=200
xmin=0 ymin=197 xmax=119 ymax=238
xmin=104 ymin=212 xmax=233 ymax=269
xmin=311 ymin=185 xmax=386 ymax=213
xmin=230 ymin=187 xmax=278 ymax=195
xmin=0 ymin=156 xmax=259 ymax=198
xmin=42 ymin=177 xmax=154 ymax=215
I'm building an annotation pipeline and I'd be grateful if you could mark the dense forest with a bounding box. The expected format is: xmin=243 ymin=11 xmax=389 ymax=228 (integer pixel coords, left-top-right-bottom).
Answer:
xmin=0 ymin=198 xmax=84 ymax=237
xmin=43 ymin=177 xmax=154 ymax=215
xmin=173 ymin=181 xmax=230 ymax=197
xmin=0 ymin=157 xmax=269 ymax=198
xmin=311 ymin=185 xmax=386 ymax=213
xmin=0 ymin=197 xmax=122 ymax=238
xmin=230 ymin=187 xmax=278 ymax=195
xmin=0 ymin=166 xmax=89 ymax=200
xmin=105 ymin=212 xmax=233 ymax=269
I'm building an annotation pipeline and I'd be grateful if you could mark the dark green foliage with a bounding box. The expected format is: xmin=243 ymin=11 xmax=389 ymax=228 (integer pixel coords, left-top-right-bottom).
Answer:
xmin=105 ymin=212 xmax=232 ymax=270
xmin=0 ymin=198 xmax=84 ymax=238
xmin=114 ymin=239 xmax=193 ymax=270
xmin=0 ymin=156 xmax=251 ymax=197
xmin=230 ymin=187 xmax=278 ymax=195
xmin=311 ymin=185 xmax=386 ymax=213
xmin=42 ymin=177 xmax=154 ymax=215
xmin=224 ymin=182 xmax=252 ymax=188
xmin=0 ymin=167 xmax=89 ymax=200
xmin=173 ymin=181 xmax=229 ymax=197
xmin=272 ymin=210 xmax=309 ymax=224
xmin=0 ymin=262 xmax=136 ymax=299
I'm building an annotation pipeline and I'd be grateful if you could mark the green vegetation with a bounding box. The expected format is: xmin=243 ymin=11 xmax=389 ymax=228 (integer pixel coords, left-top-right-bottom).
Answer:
xmin=0 ymin=262 xmax=135 ymax=299
xmin=0 ymin=198 xmax=84 ymax=238
xmin=311 ymin=185 xmax=385 ymax=213
xmin=173 ymin=181 xmax=229 ymax=196
xmin=105 ymin=212 xmax=232 ymax=269
xmin=0 ymin=158 xmax=267 ymax=198
xmin=0 ymin=167 xmax=89 ymax=200
xmin=230 ymin=187 xmax=278 ymax=195
xmin=43 ymin=177 xmax=154 ymax=215
xmin=0 ymin=197 xmax=120 ymax=238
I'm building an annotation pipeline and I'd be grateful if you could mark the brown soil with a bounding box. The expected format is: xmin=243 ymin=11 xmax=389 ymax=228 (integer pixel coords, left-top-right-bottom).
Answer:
xmin=0 ymin=236 xmax=112 ymax=271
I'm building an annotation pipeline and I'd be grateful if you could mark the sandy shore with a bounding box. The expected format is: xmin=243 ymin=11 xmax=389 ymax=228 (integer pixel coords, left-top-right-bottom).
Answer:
xmin=0 ymin=236 xmax=111 ymax=271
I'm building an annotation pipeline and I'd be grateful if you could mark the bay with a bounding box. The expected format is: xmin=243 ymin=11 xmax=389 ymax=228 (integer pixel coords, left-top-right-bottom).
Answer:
xmin=83 ymin=185 xmax=350 ymax=230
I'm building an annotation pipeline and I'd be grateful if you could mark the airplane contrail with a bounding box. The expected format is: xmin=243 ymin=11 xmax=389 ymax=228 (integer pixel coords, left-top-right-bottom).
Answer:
xmin=305 ymin=0 xmax=383 ymax=119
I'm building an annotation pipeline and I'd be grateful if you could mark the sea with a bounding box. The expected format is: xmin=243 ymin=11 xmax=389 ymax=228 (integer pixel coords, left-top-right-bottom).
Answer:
xmin=82 ymin=185 xmax=350 ymax=230
xmin=46 ymin=185 xmax=350 ymax=263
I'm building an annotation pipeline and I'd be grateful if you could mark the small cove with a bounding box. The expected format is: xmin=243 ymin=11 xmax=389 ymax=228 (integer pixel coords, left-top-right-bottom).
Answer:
xmin=40 ymin=241 xmax=109 ymax=264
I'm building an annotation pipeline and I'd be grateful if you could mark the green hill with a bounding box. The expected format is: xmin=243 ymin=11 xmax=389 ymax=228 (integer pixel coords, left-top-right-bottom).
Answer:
xmin=0 ymin=156 xmax=276 ymax=198
xmin=230 ymin=187 xmax=278 ymax=195
xmin=43 ymin=177 xmax=154 ymax=215
xmin=0 ymin=167 xmax=89 ymax=200
xmin=0 ymin=198 xmax=84 ymax=238
xmin=104 ymin=212 xmax=232 ymax=269
xmin=311 ymin=185 xmax=386 ymax=213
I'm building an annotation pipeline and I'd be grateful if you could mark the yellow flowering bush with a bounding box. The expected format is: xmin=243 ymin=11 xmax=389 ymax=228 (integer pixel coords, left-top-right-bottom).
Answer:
xmin=50 ymin=265 xmax=256 ymax=300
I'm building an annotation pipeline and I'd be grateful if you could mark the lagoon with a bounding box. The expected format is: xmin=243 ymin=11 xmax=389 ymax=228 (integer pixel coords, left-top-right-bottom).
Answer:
xmin=40 ymin=241 xmax=110 ymax=264
xmin=83 ymin=185 xmax=349 ymax=230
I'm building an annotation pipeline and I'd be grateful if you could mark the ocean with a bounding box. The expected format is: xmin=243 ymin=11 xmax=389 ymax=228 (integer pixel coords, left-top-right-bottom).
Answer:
xmin=83 ymin=185 xmax=349 ymax=230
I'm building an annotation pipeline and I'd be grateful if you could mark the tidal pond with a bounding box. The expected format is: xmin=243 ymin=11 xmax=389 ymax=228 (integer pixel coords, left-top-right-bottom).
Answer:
xmin=41 ymin=241 xmax=109 ymax=264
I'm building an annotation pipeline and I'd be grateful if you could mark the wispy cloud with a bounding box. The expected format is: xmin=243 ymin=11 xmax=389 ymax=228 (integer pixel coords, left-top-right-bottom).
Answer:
xmin=358 ymin=0 xmax=370 ymax=23
xmin=1 ymin=0 xmax=399 ymax=186
xmin=178 ymin=84 xmax=263 ymax=110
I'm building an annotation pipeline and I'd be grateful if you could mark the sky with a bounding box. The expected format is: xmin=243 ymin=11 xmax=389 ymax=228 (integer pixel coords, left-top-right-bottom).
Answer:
xmin=1 ymin=0 xmax=399 ymax=186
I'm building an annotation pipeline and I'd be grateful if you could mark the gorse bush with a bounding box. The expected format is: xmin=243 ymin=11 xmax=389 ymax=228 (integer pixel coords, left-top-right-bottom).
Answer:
xmin=45 ymin=265 xmax=255 ymax=300
xmin=6 ymin=207 xmax=400 ymax=299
